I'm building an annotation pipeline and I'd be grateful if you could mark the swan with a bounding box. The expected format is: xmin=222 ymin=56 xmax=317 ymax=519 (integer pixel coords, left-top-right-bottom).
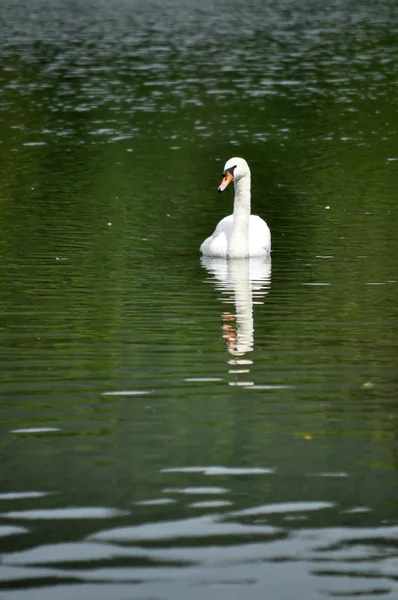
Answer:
xmin=200 ymin=157 xmax=271 ymax=259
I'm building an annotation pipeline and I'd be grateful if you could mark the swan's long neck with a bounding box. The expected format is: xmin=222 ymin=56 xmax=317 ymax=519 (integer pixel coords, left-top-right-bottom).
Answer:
xmin=229 ymin=174 xmax=251 ymax=258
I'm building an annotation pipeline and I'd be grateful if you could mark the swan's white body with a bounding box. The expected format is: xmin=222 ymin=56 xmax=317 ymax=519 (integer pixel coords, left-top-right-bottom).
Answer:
xmin=200 ymin=214 xmax=270 ymax=259
xmin=200 ymin=157 xmax=271 ymax=259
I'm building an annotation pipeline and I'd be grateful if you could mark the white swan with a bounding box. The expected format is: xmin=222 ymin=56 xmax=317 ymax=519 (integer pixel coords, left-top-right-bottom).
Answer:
xmin=200 ymin=157 xmax=271 ymax=259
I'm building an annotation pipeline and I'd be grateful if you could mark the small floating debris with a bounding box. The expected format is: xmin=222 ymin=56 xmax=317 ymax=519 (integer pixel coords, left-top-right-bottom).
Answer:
xmin=362 ymin=381 xmax=374 ymax=389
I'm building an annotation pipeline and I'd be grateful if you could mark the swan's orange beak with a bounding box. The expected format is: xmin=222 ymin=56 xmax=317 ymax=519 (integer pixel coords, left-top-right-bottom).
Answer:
xmin=218 ymin=170 xmax=234 ymax=193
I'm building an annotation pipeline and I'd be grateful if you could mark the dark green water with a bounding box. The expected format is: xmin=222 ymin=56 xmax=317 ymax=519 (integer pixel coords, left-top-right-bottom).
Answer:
xmin=1 ymin=0 xmax=398 ymax=598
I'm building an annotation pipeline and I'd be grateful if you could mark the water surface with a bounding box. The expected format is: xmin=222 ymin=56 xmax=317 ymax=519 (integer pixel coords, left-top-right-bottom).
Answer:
xmin=1 ymin=0 xmax=398 ymax=598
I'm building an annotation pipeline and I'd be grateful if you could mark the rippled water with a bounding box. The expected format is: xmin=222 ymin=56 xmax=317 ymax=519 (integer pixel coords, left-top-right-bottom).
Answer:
xmin=1 ymin=0 xmax=398 ymax=598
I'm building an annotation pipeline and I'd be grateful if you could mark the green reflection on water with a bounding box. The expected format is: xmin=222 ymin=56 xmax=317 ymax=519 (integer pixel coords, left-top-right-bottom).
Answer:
xmin=0 ymin=0 xmax=397 ymax=564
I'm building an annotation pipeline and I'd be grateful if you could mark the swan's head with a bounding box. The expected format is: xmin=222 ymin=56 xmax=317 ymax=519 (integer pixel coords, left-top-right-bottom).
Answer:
xmin=218 ymin=157 xmax=250 ymax=192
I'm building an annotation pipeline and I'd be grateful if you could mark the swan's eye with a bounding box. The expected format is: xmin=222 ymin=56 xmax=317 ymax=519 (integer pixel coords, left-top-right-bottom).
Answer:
xmin=222 ymin=166 xmax=236 ymax=178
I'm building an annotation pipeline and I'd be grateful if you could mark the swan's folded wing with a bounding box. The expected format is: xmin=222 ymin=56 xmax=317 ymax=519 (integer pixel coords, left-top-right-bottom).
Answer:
xmin=249 ymin=215 xmax=271 ymax=256
xmin=213 ymin=215 xmax=234 ymax=235
xmin=200 ymin=215 xmax=234 ymax=257
xmin=200 ymin=230 xmax=228 ymax=257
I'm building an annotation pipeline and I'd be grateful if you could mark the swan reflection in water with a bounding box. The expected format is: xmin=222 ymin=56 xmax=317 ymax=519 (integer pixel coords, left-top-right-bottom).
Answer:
xmin=201 ymin=257 xmax=271 ymax=385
